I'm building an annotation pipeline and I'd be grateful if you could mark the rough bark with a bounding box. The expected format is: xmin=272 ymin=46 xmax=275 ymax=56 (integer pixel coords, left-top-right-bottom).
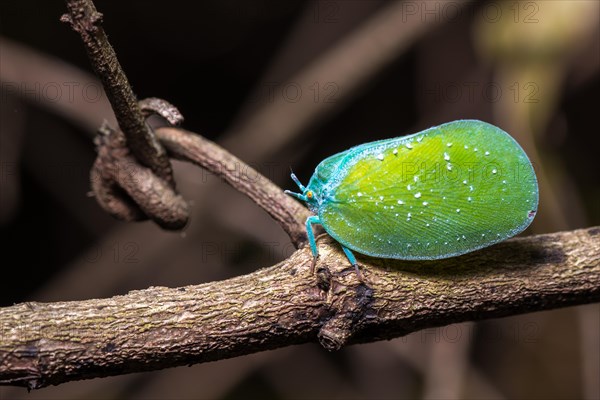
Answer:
xmin=1 ymin=226 xmax=599 ymax=390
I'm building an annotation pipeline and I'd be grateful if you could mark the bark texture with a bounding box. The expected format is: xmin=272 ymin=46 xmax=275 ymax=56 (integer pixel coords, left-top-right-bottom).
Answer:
xmin=1 ymin=226 xmax=599 ymax=389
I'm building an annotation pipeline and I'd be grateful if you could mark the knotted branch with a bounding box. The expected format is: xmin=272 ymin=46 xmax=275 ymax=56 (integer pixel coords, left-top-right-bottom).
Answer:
xmin=62 ymin=0 xmax=309 ymax=239
xmin=90 ymin=122 xmax=189 ymax=229
xmin=1 ymin=227 xmax=599 ymax=389
xmin=62 ymin=0 xmax=193 ymax=229
xmin=61 ymin=0 xmax=173 ymax=183
xmin=90 ymin=122 xmax=310 ymax=243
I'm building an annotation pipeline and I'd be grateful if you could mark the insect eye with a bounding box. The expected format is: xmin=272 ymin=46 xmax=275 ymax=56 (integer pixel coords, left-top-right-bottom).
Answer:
xmin=306 ymin=191 xmax=314 ymax=199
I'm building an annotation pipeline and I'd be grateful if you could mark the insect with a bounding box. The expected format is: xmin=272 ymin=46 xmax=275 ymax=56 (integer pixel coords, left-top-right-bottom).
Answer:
xmin=285 ymin=120 xmax=538 ymax=276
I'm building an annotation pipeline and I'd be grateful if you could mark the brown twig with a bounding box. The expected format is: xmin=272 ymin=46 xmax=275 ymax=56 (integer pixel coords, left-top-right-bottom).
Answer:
xmin=61 ymin=0 xmax=172 ymax=183
xmin=1 ymin=227 xmax=598 ymax=389
xmin=90 ymin=122 xmax=309 ymax=243
xmin=156 ymin=127 xmax=310 ymax=246
xmin=60 ymin=0 xmax=190 ymax=229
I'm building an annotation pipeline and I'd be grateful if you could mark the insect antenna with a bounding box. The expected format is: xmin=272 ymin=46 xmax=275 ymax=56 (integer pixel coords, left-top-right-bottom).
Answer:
xmin=290 ymin=170 xmax=306 ymax=192
xmin=284 ymin=190 xmax=307 ymax=201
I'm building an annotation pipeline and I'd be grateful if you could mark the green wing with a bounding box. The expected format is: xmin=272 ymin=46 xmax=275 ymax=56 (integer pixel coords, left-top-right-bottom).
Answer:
xmin=319 ymin=120 xmax=538 ymax=260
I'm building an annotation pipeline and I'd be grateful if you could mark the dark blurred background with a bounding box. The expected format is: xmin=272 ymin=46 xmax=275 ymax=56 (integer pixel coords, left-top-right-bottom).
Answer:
xmin=1 ymin=1 xmax=598 ymax=399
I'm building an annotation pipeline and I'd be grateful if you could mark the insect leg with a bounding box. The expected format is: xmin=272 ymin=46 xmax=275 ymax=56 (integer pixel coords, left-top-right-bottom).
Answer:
xmin=306 ymin=215 xmax=320 ymax=272
xmin=342 ymin=246 xmax=363 ymax=281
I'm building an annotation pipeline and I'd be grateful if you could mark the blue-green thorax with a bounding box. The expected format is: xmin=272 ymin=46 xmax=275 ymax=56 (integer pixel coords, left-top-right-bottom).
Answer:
xmin=287 ymin=147 xmax=352 ymax=212
xmin=284 ymin=173 xmax=321 ymax=213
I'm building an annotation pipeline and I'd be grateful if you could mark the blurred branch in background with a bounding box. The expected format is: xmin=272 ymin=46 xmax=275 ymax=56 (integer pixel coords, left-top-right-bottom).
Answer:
xmin=222 ymin=0 xmax=469 ymax=161
xmin=474 ymin=0 xmax=599 ymax=233
xmin=1 ymin=226 xmax=599 ymax=389
xmin=473 ymin=4 xmax=600 ymax=398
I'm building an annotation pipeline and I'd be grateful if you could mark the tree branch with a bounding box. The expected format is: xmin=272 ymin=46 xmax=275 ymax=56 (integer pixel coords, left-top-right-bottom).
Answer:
xmin=61 ymin=0 xmax=173 ymax=184
xmin=89 ymin=124 xmax=310 ymax=244
xmin=60 ymin=0 xmax=196 ymax=229
xmin=156 ymin=127 xmax=311 ymax=246
xmin=1 ymin=226 xmax=599 ymax=389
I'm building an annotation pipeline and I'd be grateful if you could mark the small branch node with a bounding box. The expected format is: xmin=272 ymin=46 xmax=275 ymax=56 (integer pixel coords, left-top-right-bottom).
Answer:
xmin=317 ymin=260 xmax=375 ymax=350
xmin=316 ymin=266 xmax=332 ymax=292
xmin=318 ymin=315 xmax=353 ymax=351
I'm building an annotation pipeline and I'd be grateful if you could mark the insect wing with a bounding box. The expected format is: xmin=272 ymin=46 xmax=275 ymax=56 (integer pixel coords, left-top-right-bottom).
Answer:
xmin=318 ymin=120 xmax=538 ymax=259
